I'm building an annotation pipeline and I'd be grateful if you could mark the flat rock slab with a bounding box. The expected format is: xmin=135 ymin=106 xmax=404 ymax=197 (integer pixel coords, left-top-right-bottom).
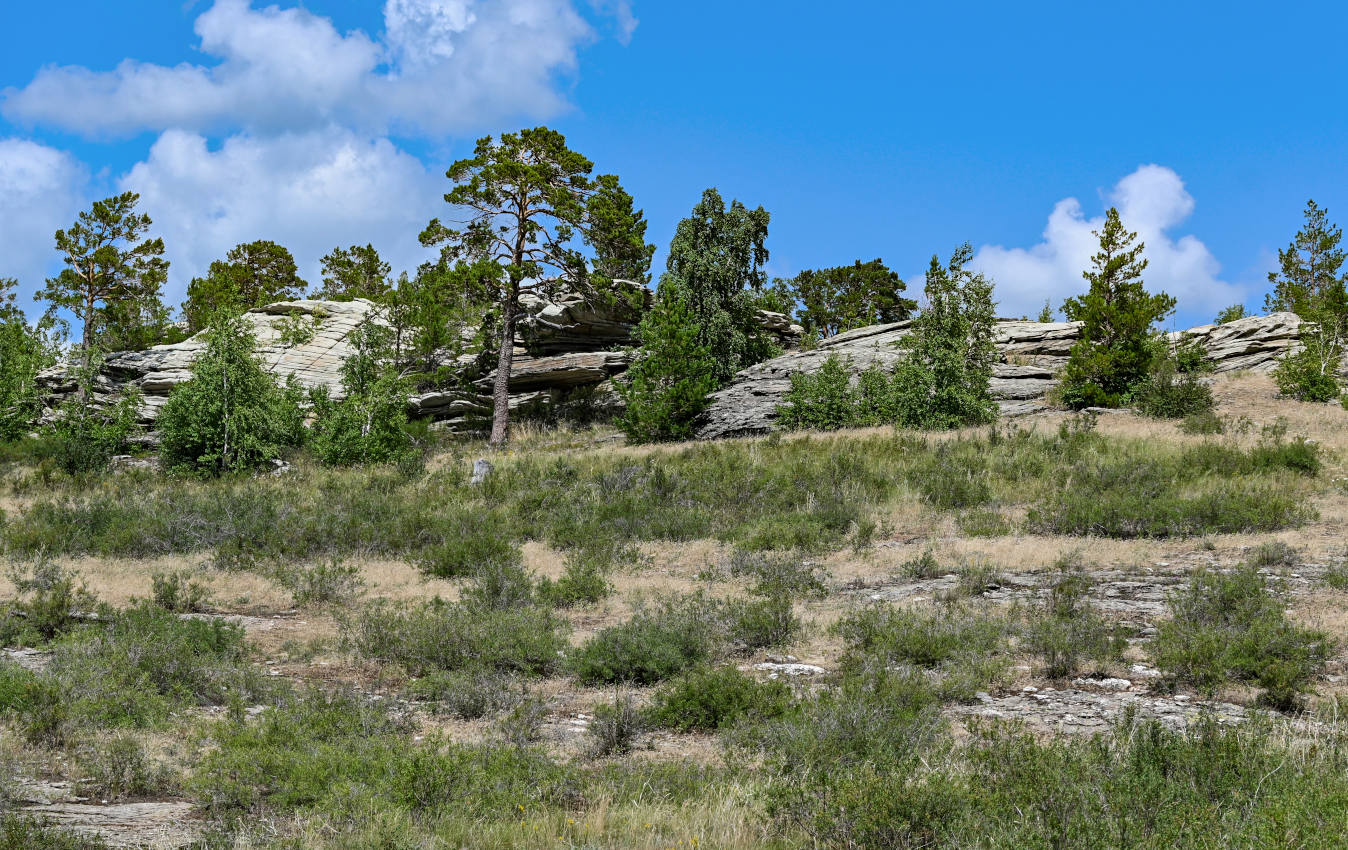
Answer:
xmin=951 ymin=689 xmax=1247 ymax=735
xmin=23 ymin=802 xmax=199 ymax=849
xmin=3 ymin=646 xmax=53 ymax=672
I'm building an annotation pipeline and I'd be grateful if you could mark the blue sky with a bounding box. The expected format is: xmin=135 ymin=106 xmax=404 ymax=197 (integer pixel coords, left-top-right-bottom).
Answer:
xmin=2 ymin=1 xmax=1345 ymax=329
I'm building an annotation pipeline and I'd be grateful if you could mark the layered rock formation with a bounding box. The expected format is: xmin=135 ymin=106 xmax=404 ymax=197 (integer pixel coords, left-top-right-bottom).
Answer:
xmin=695 ymin=312 xmax=1306 ymax=440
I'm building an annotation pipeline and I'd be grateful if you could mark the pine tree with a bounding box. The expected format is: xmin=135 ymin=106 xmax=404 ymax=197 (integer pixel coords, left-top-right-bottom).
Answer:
xmin=182 ymin=240 xmax=308 ymax=332
xmin=1265 ymin=200 xmax=1347 ymax=401
xmin=791 ymin=259 xmax=916 ymax=339
xmin=318 ymin=244 xmax=392 ymax=302
xmin=1058 ymin=207 xmax=1175 ymax=409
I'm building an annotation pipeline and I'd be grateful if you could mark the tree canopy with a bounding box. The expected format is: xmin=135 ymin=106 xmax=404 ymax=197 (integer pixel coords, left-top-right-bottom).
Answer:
xmin=790 ymin=259 xmax=916 ymax=339
xmin=1058 ymin=207 xmax=1175 ymax=409
xmin=318 ymin=244 xmax=393 ymax=302
xmin=182 ymin=240 xmax=308 ymax=332
xmin=420 ymin=126 xmax=652 ymax=447
xmin=36 ymin=192 xmax=170 ymax=357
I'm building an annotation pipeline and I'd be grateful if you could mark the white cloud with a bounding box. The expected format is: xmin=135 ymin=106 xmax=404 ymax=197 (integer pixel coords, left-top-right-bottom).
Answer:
xmin=973 ymin=165 xmax=1246 ymax=325
xmin=2 ymin=0 xmax=613 ymax=138
xmin=0 ymin=138 xmax=88 ymax=307
xmin=119 ymin=128 xmax=445 ymax=305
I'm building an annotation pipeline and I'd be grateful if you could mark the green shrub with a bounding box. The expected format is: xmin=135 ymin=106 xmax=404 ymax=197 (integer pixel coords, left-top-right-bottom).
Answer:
xmin=902 ymin=550 xmax=944 ymax=579
xmin=461 ymin=560 xmax=536 ymax=610
xmin=569 ymin=596 xmax=730 ymax=685
xmin=776 ymin=355 xmax=859 ymax=431
xmin=270 ymin=559 xmax=365 ymax=607
xmin=1274 ymin=345 xmax=1340 ymax=401
xmin=150 ymin=570 xmax=212 ymax=613
xmin=616 ymin=289 xmax=719 ymax=443
xmin=726 ymin=549 xmax=829 ymax=598
xmin=729 ymin=594 xmax=799 ymax=651
xmin=494 ymin=696 xmax=549 ymax=748
xmin=79 ymin=734 xmax=176 ymax=800
xmin=0 ymin=815 xmax=107 ymax=849
xmin=587 ymin=695 xmax=646 ymax=758
xmin=415 ymin=512 xmax=521 ymax=578
xmin=1153 ymin=565 xmax=1332 ymax=710
xmin=343 ymin=599 xmax=569 ymax=677
xmin=956 ymin=507 xmax=1012 ymax=537
xmin=406 ymin=670 xmax=523 ymax=719
xmin=0 ymin=560 xmax=101 ymax=646
xmin=158 ymin=314 xmax=305 ymax=476
xmin=1022 ymin=568 xmax=1124 ymax=678
xmin=44 ymin=353 xmax=141 ymax=476
xmin=1179 ymin=410 xmax=1224 ymax=434
xmin=648 ymin=666 xmax=791 ymax=732
xmin=308 ymin=321 xmax=417 ymax=466
xmin=536 ymin=548 xmax=612 ymax=608
xmin=834 ymin=603 xmax=1008 ymax=674
xmin=1247 ymin=540 xmax=1298 ymax=568
xmin=1133 ymin=357 xmax=1214 ymax=419
xmin=1215 ymin=303 xmax=1247 ymax=324
xmin=50 ymin=602 xmax=267 ymax=726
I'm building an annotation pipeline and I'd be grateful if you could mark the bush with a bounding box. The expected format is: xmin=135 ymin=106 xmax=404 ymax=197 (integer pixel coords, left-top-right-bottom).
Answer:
xmin=415 ymin=512 xmax=521 ymax=578
xmin=406 ymin=670 xmax=523 ymax=719
xmin=0 ymin=815 xmax=107 ymax=849
xmin=1179 ymin=409 xmax=1224 ymax=434
xmin=1248 ymin=540 xmax=1298 ymax=568
xmin=834 ymin=603 xmax=1009 ymax=698
xmin=270 ymin=559 xmax=365 ymax=607
xmin=617 ymin=289 xmax=719 ymax=443
xmin=569 ymin=596 xmax=731 ymax=685
xmin=1022 ymin=567 xmax=1124 ymax=678
xmin=343 ymin=599 xmax=569 ymax=677
xmin=1133 ymin=358 xmax=1214 ymax=419
xmin=45 ymin=353 xmax=141 ymax=476
xmin=648 ymin=666 xmax=791 ymax=732
xmin=1215 ymin=303 xmax=1247 ymax=324
xmin=0 ymin=560 xmax=101 ymax=646
xmin=1153 ymin=565 xmax=1332 ymax=710
xmin=776 ymin=355 xmax=859 ymax=431
xmin=536 ymin=547 xmax=613 ymax=608
xmin=461 ymin=560 xmax=536 ymax=610
xmin=158 ymin=314 xmax=305 ymax=476
xmin=50 ymin=602 xmax=267 ymax=726
xmin=729 ymin=594 xmax=799 ymax=651
xmin=150 ymin=570 xmax=212 ymax=613
xmin=1275 ymin=345 xmax=1340 ymax=401
xmin=308 ymin=321 xmax=417 ymax=466
xmin=79 ymin=734 xmax=176 ymax=800
xmin=725 ymin=549 xmax=829 ymax=598
xmin=587 ymin=695 xmax=645 ymax=758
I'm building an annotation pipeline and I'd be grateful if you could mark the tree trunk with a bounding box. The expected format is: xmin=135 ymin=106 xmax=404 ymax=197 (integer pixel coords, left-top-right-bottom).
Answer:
xmin=488 ymin=276 xmax=520 ymax=448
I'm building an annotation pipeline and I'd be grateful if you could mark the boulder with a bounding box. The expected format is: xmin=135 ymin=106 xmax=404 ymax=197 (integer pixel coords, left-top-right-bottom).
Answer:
xmin=38 ymin=299 xmax=381 ymax=421
xmin=695 ymin=312 xmax=1308 ymax=440
xmin=517 ymin=279 xmax=649 ymax=355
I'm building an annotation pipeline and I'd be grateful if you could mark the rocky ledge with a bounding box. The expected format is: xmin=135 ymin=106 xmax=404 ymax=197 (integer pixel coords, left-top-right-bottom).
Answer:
xmin=695 ymin=312 xmax=1306 ymax=440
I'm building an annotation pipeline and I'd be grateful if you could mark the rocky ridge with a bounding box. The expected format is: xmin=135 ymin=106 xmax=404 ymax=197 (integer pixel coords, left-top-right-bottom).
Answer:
xmin=695 ymin=312 xmax=1306 ymax=440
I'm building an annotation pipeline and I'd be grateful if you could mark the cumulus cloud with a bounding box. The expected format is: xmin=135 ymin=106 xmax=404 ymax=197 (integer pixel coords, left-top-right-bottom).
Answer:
xmin=3 ymin=0 xmax=613 ymax=138
xmin=119 ymin=128 xmax=445 ymax=305
xmin=973 ymin=165 xmax=1246 ymax=325
xmin=0 ymin=138 xmax=88 ymax=307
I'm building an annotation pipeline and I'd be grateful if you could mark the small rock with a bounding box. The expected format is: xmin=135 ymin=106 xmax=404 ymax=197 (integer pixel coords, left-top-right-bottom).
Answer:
xmin=470 ymin=458 xmax=493 ymax=486
xmin=754 ymin=662 xmax=826 ymax=677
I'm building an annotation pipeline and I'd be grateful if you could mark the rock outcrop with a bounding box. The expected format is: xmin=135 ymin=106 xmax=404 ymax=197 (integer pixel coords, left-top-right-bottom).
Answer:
xmin=695 ymin=312 xmax=1306 ymax=440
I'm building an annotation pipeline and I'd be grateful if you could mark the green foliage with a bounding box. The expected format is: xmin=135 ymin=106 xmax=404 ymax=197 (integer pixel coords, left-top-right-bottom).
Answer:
xmin=406 ymin=670 xmax=524 ymax=719
xmin=157 ymin=313 xmax=305 ymax=476
xmin=569 ymin=595 xmax=732 ymax=685
xmin=1059 ymin=207 xmax=1177 ymax=408
xmin=1215 ymin=303 xmax=1248 ymax=324
xmin=648 ymin=665 xmax=791 ymax=732
xmin=776 ymin=355 xmax=858 ymax=431
xmin=1266 ymin=200 xmax=1348 ymax=401
xmin=421 ymin=126 xmax=651 ymax=446
xmin=659 ymin=187 xmax=775 ymax=385
xmin=1022 ymin=563 xmax=1125 ymax=678
xmin=270 ymin=558 xmax=365 ymax=607
xmin=343 ymin=598 xmax=569 ymax=677
xmin=889 ymin=244 xmax=999 ymax=429
xmin=1036 ymin=299 xmax=1055 ymax=322
xmin=585 ymin=173 xmax=656 ymax=285
xmin=149 ymin=570 xmax=212 ymax=613
xmin=1153 ymin=564 xmax=1332 ymax=710
xmin=0 ymin=281 xmax=58 ymax=443
xmin=790 ymin=259 xmax=916 ymax=339
xmin=536 ymin=545 xmax=614 ymax=608
xmin=0 ymin=560 xmax=101 ymax=647
xmin=317 ymin=244 xmax=391 ymax=302
xmin=1179 ymin=409 xmax=1225 ymax=434
xmin=1133 ymin=345 xmax=1215 ymax=419
xmin=79 ymin=734 xmax=177 ymax=800
xmin=309 ymin=320 xmax=416 ymax=466
xmin=0 ymin=815 xmax=108 ymax=849
xmin=1275 ymin=339 xmax=1341 ymax=401
xmin=835 ymin=603 xmax=1008 ymax=677
xmin=181 ymin=240 xmax=308 ymax=332
xmin=587 ymin=695 xmax=646 ymax=758
xmin=37 ymin=192 xmax=172 ymax=354
xmin=616 ymin=288 xmax=719 ymax=442
xmin=45 ymin=350 xmax=141 ymax=475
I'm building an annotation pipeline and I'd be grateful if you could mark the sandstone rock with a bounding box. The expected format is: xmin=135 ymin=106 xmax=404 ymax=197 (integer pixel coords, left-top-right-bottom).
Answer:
xmin=695 ymin=313 xmax=1310 ymax=440
xmin=38 ymin=299 xmax=381 ymax=422
xmin=470 ymin=458 xmax=493 ymax=485
xmin=517 ymin=279 xmax=649 ymax=355
xmin=491 ymin=350 xmax=634 ymax=392
xmin=22 ymin=801 xmax=200 ymax=849
xmin=756 ymin=309 xmax=806 ymax=348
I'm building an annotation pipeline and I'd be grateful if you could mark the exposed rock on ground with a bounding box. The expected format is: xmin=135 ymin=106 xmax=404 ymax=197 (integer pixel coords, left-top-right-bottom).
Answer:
xmin=22 ymin=802 xmax=199 ymax=849
xmin=951 ymin=688 xmax=1248 ymax=735
xmin=696 ymin=312 xmax=1306 ymax=439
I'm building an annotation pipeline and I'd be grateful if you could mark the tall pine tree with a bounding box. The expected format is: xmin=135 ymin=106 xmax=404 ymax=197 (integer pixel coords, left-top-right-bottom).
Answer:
xmin=1266 ymin=200 xmax=1348 ymax=400
xmin=1058 ymin=207 xmax=1175 ymax=408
